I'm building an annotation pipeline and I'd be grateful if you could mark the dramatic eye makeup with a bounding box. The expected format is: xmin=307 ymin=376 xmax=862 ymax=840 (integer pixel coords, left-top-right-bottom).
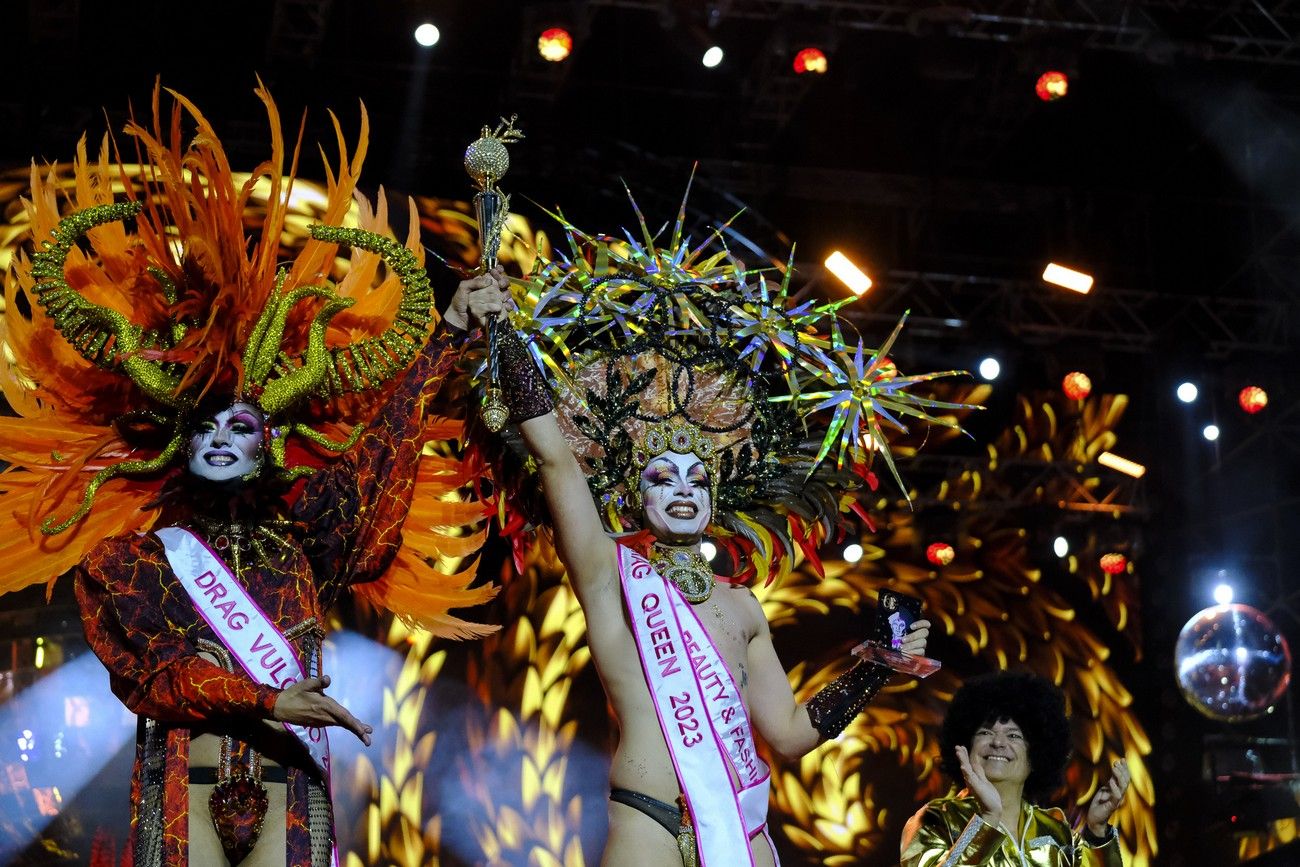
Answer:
xmin=642 ymin=461 xmax=677 ymax=486
xmin=230 ymin=412 xmax=262 ymax=433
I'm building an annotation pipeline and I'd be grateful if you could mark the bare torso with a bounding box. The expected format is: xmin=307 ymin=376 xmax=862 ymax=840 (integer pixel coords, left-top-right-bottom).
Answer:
xmin=583 ymin=557 xmax=777 ymax=867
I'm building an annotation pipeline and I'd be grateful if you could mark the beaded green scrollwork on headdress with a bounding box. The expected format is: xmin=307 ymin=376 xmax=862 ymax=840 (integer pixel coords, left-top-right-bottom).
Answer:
xmin=31 ymin=207 xmax=436 ymax=534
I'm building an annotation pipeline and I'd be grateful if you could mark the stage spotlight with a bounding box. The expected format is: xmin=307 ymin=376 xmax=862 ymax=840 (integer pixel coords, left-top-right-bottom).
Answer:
xmin=926 ymin=542 xmax=955 ymax=566
xmin=538 ymin=27 xmax=573 ymax=62
xmin=843 ymin=542 xmax=864 ymax=563
xmin=1176 ymin=382 xmax=1198 ymax=403
xmin=1035 ymin=70 xmax=1069 ymax=101
xmin=1042 ymin=263 xmax=1093 ymax=294
xmin=825 ymin=251 xmax=872 ymax=295
xmin=1098 ymin=451 xmax=1146 ymax=478
xmin=702 ymin=45 xmax=724 ymax=67
xmin=978 ymin=357 xmax=1001 ymax=381
xmin=414 ymin=23 xmax=441 ymax=47
xmin=1202 ymin=423 xmax=1220 ymax=442
xmin=793 ymin=47 xmax=828 ymax=74
xmin=700 ymin=541 xmax=718 ymax=560
xmin=1053 ymin=536 xmax=1069 ymax=558
xmin=1239 ymin=385 xmax=1268 ymax=414
xmin=1100 ymin=553 xmax=1128 ymax=574
xmin=1214 ymin=583 xmax=1234 ymax=605
xmin=1062 ymin=371 xmax=1091 ymax=400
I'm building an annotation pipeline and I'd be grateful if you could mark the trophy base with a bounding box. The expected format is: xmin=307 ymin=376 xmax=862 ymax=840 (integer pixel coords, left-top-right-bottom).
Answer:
xmin=851 ymin=641 xmax=942 ymax=678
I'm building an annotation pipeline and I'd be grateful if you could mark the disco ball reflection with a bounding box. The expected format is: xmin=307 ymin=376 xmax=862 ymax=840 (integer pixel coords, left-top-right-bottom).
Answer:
xmin=1175 ymin=603 xmax=1292 ymax=722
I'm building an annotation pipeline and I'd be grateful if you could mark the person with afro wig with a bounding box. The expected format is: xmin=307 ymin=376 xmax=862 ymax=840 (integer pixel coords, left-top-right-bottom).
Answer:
xmin=900 ymin=670 xmax=1129 ymax=866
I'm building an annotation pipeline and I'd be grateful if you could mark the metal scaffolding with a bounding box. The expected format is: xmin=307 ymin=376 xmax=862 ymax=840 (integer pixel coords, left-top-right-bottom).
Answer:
xmin=843 ymin=268 xmax=1294 ymax=356
xmin=594 ymin=1 xmax=1300 ymax=66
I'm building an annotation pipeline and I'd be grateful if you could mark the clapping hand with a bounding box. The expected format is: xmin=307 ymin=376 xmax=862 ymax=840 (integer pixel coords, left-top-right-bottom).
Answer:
xmin=955 ymin=745 xmax=1003 ymax=823
xmin=1085 ymin=758 xmax=1130 ymax=836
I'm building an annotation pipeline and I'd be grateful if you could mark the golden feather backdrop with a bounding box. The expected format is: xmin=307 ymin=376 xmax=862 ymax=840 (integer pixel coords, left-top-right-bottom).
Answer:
xmin=336 ymin=199 xmax=1156 ymax=865
xmin=0 ymin=167 xmax=1155 ymax=864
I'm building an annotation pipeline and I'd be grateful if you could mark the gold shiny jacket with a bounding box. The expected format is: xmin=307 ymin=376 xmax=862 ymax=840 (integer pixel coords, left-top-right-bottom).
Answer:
xmin=901 ymin=795 xmax=1124 ymax=867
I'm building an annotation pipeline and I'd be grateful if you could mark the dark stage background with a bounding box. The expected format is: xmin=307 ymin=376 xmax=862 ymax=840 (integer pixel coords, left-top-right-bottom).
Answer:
xmin=1 ymin=2 xmax=1299 ymax=865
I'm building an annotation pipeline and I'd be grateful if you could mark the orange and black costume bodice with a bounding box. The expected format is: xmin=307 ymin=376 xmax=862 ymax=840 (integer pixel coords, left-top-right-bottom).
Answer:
xmin=73 ymin=329 xmax=463 ymax=867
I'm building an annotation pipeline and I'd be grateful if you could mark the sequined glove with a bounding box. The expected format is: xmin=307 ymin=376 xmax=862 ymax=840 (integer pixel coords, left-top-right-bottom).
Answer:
xmin=805 ymin=660 xmax=892 ymax=739
xmin=496 ymin=324 xmax=554 ymax=424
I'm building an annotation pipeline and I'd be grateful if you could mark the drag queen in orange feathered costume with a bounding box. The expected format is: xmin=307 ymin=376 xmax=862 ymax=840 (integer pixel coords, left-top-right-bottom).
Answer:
xmin=0 ymin=82 xmax=498 ymax=866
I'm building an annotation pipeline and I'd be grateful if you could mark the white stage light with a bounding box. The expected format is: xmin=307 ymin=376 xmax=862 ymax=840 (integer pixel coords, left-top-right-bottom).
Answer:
xmin=843 ymin=543 xmax=864 ymax=563
xmin=978 ymin=357 xmax=1001 ymax=381
xmin=1176 ymin=382 xmax=1198 ymax=403
xmin=1213 ymin=583 xmax=1234 ymax=605
xmin=700 ymin=541 xmax=718 ymax=560
xmin=1053 ymin=536 xmax=1069 ymax=558
xmin=1202 ymin=424 xmax=1220 ymax=442
xmin=702 ymin=46 xmax=724 ymax=67
xmin=414 ymin=23 xmax=441 ymax=46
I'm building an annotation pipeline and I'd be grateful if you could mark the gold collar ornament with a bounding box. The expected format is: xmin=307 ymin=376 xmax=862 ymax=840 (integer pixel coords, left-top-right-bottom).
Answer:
xmin=650 ymin=544 xmax=715 ymax=603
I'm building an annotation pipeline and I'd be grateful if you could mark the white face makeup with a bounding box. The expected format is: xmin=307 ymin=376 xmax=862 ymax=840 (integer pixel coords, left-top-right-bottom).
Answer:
xmin=640 ymin=451 xmax=712 ymax=544
xmin=188 ymin=402 xmax=266 ymax=484
xmin=970 ymin=719 xmax=1031 ymax=787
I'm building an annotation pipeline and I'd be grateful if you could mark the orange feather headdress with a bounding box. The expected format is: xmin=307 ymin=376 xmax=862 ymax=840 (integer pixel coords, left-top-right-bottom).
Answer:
xmin=0 ymin=82 xmax=495 ymax=637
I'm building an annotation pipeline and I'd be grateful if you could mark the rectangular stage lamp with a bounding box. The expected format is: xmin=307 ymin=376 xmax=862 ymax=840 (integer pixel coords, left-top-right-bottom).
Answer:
xmin=1042 ymin=263 xmax=1094 ymax=294
xmin=826 ymin=251 xmax=872 ymax=296
xmin=1098 ymin=451 xmax=1145 ymax=478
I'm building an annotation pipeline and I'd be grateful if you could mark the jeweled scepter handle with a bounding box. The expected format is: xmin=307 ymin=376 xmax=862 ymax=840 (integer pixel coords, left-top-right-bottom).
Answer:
xmin=464 ymin=117 xmax=523 ymax=432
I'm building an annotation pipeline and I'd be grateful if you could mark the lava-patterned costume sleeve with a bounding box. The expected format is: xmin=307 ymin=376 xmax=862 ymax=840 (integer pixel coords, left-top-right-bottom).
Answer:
xmin=293 ymin=326 xmax=463 ymax=605
xmin=73 ymin=536 xmax=281 ymax=722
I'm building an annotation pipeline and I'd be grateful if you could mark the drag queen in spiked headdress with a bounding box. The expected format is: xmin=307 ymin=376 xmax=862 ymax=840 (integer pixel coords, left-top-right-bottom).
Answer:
xmin=473 ymin=186 xmax=969 ymax=866
xmin=0 ymin=83 xmax=503 ymax=866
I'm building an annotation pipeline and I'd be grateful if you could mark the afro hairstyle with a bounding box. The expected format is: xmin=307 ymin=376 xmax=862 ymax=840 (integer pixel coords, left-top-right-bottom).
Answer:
xmin=939 ymin=670 xmax=1073 ymax=803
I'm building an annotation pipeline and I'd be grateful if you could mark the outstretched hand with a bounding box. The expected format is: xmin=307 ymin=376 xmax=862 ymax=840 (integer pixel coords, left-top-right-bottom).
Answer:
xmin=272 ymin=675 xmax=373 ymax=746
xmin=1085 ymin=758 xmax=1130 ymax=835
xmin=444 ymin=267 xmax=513 ymax=331
xmin=955 ymin=745 xmax=1002 ymax=822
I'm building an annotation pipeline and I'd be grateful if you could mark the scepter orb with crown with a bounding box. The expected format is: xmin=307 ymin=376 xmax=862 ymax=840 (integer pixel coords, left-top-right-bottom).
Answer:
xmin=464 ymin=115 xmax=523 ymax=432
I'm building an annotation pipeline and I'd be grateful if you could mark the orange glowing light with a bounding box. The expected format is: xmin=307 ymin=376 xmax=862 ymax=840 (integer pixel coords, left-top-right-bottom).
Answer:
xmin=825 ymin=251 xmax=872 ymax=295
xmin=1098 ymin=451 xmax=1146 ymax=478
xmin=1035 ymin=70 xmax=1069 ymax=101
xmin=1062 ymin=371 xmax=1092 ymax=400
xmin=793 ymin=47 xmax=828 ymax=74
xmin=1100 ymin=553 xmax=1127 ymax=574
xmin=538 ymin=27 xmax=573 ymax=62
xmin=1239 ymin=385 xmax=1268 ymax=414
xmin=1042 ymin=263 xmax=1093 ymax=293
xmin=926 ymin=542 xmax=955 ymax=566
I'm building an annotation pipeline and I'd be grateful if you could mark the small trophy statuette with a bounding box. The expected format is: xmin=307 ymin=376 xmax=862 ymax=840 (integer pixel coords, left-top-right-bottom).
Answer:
xmin=464 ymin=116 xmax=523 ymax=432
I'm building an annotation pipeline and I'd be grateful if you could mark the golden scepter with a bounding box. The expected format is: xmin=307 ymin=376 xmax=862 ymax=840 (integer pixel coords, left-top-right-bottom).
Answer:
xmin=464 ymin=115 xmax=524 ymax=432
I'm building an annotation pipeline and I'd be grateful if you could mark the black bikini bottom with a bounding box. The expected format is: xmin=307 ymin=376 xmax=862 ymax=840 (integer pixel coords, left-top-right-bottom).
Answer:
xmin=189 ymin=766 xmax=288 ymax=784
xmin=609 ymin=787 xmax=682 ymax=838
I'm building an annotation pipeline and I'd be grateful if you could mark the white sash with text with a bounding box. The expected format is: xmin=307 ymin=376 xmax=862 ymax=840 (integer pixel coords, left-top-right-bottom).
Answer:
xmin=618 ymin=546 xmax=778 ymax=867
xmin=158 ymin=526 xmax=340 ymax=865
xmin=157 ymin=526 xmax=332 ymax=775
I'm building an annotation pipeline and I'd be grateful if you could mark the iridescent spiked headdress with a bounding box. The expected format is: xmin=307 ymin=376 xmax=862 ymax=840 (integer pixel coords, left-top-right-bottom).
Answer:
xmin=488 ymin=184 xmax=974 ymax=583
